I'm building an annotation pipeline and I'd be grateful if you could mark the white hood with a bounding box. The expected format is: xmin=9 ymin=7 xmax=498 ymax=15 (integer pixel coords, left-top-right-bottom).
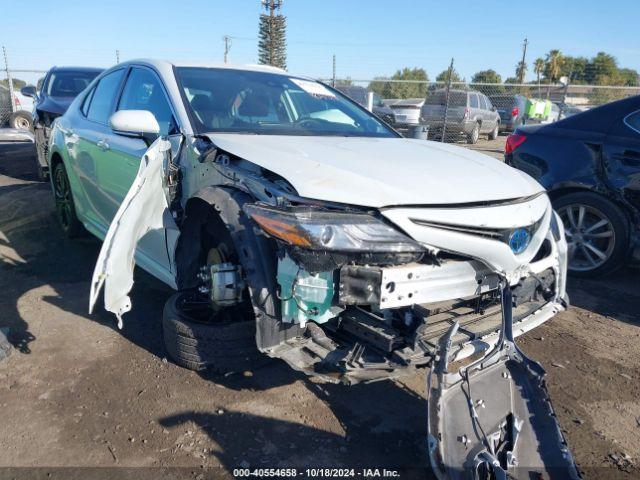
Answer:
xmin=205 ymin=134 xmax=543 ymax=208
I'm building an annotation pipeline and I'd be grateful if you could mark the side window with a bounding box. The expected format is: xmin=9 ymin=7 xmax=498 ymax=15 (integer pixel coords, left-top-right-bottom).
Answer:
xmin=469 ymin=94 xmax=479 ymax=109
xmin=624 ymin=111 xmax=640 ymax=135
xmin=87 ymin=69 xmax=125 ymax=124
xmin=479 ymin=95 xmax=489 ymax=110
xmin=81 ymin=88 xmax=95 ymax=117
xmin=485 ymin=96 xmax=494 ymax=110
xmin=118 ymin=67 xmax=176 ymax=135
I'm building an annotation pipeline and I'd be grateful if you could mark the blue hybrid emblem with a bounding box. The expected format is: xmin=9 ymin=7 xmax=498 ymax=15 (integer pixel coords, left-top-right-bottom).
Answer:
xmin=509 ymin=228 xmax=530 ymax=254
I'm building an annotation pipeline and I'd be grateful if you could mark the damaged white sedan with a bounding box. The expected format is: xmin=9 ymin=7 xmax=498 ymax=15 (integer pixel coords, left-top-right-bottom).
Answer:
xmin=48 ymin=60 xmax=569 ymax=384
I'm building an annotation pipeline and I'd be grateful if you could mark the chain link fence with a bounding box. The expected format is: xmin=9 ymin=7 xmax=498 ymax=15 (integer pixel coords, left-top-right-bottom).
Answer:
xmin=330 ymin=78 xmax=640 ymax=144
xmin=1 ymin=66 xmax=47 ymax=129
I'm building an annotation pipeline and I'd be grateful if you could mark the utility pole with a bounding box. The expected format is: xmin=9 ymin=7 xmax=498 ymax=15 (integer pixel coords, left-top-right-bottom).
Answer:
xmin=2 ymin=46 xmax=15 ymax=114
xmin=116 ymin=50 xmax=120 ymax=64
xmin=518 ymin=37 xmax=528 ymax=84
xmin=332 ymin=54 xmax=336 ymax=87
xmin=223 ymin=36 xmax=231 ymax=63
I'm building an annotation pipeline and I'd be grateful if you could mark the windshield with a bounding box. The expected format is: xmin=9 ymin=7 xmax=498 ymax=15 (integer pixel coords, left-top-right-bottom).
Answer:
xmin=425 ymin=90 xmax=467 ymax=107
xmin=46 ymin=71 xmax=100 ymax=97
xmin=176 ymin=67 xmax=397 ymax=137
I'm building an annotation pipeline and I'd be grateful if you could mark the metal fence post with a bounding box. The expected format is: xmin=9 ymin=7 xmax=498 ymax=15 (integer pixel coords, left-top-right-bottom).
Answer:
xmin=558 ymin=72 xmax=572 ymax=120
xmin=2 ymin=46 xmax=16 ymax=114
xmin=441 ymin=58 xmax=454 ymax=143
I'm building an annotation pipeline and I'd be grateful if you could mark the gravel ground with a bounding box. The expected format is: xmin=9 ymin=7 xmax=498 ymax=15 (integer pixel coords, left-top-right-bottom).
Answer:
xmin=0 ymin=141 xmax=638 ymax=479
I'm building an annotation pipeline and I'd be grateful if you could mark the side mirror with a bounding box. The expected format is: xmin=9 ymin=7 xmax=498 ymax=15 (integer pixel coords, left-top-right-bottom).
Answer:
xmin=21 ymin=85 xmax=37 ymax=99
xmin=109 ymin=110 xmax=160 ymax=142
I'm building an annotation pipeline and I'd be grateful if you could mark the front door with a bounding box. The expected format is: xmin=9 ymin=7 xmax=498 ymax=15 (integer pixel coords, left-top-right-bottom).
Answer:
xmin=96 ymin=66 xmax=180 ymax=281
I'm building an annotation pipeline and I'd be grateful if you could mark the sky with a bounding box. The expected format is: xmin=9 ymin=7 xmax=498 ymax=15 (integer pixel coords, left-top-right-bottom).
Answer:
xmin=2 ymin=0 xmax=639 ymax=86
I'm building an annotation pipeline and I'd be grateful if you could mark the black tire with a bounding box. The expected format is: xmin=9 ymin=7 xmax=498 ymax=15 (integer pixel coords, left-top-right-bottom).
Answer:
xmin=9 ymin=111 xmax=32 ymax=131
xmin=467 ymin=123 xmax=480 ymax=144
xmin=554 ymin=191 xmax=629 ymax=277
xmin=488 ymin=123 xmax=499 ymax=140
xmin=51 ymin=162 xmax=84 ymax=238
xmin=162 ymin=291 xmax=264 ymax=372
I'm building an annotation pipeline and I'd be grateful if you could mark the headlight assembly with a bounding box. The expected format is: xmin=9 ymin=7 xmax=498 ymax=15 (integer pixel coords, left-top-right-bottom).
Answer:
xmin=244 ymin=204 xmax=424 ymax=253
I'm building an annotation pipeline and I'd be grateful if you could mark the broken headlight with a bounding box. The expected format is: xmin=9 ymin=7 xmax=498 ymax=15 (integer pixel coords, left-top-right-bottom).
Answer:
xmin=244 ymin=204 xmax=423 ymax=253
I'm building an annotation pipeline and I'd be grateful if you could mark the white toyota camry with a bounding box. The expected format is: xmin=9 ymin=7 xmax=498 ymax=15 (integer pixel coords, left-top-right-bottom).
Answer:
xmin=47 ymin=59 xmax=568 ymax=384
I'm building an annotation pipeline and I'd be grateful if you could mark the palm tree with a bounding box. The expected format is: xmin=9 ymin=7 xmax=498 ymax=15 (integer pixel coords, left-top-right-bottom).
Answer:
xmin=534 ymin=58 xmax=545 ymax=97
xmin=545 ymin=50 xmax=563 ymax=99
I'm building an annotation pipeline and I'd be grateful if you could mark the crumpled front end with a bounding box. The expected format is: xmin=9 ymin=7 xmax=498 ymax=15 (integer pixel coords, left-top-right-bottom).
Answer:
xmin=244 ymin=191 xmax=568 ymax=384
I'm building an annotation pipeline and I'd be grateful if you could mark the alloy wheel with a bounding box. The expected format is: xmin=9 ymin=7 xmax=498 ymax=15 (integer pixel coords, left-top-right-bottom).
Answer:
xmin=53 ymin=166 xmax=74 ymax=231
xmin=558 ymin=203 xmax=616 ymax=272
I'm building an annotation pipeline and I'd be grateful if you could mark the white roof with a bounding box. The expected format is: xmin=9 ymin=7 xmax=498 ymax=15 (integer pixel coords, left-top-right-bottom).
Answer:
xmin=125 ymin=58 xmax=290 ymax=75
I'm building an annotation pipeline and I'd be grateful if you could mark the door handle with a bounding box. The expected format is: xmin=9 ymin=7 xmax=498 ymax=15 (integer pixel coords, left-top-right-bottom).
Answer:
xmin=96 ymin=139 xmax=110 ymax=151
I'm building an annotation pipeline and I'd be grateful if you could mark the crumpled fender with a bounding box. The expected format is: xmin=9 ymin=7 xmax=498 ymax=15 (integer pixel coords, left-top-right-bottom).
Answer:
xmin=89 ymin=138 xmax=177 ymax=328
xmin=186 ymin=187 xmax=302 ymax=350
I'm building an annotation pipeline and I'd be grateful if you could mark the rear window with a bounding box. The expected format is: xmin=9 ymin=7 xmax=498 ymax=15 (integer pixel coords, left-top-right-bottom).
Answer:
xmin=490 ymin=96 xmax=517 ymax=109
xmin=425 ymin=91 xmax=466 ymax=107
xmin=47 ymin=71 xmax=100 ymax=97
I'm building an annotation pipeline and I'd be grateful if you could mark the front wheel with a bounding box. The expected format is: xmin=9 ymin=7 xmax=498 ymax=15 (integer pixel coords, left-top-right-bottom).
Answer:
xmin=555 ymin=191 xmax=629 ymax=277
xmin=162 ymin=291 xmax=264 ymax=373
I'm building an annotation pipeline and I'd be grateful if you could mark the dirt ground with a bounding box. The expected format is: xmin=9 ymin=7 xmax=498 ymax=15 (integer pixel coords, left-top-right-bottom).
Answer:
xmin=0 ymin=141 xmax=639 ymax=479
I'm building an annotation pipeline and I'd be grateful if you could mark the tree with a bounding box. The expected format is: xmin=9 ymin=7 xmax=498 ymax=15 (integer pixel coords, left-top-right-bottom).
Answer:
xmin=258 ymin=0 xmax=287 ymax=69
xmin=334 ymin=77 xmax=353 ymax=87
xmin=618 ymin=68 xmax=640 ymax=87
xmin=544 ymin=50 xmax=563 ymax=98
xmin=0 ymin=78 xmax=26 ymax=90
xmin=533 ymin=58 xmax=545 ymax=97
xmin=561 ymin=56 xmax=589 ymax=83
xmin=515 ymin=61 xmax=527 ymax=84
xmin=368 ymin=67 xmax=428 ymax=99
xmin=472 ymin=69 xmax=502 ymax=84
xmin=436 ymin=68 xmax=462 ymax=83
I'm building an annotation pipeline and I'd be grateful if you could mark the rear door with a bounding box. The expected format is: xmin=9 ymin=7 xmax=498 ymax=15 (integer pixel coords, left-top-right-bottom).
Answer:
xmin=70 ymin=68 xmax=127 ymax=232
xmin=603 ymin=110 xmax=640 ymax=213
xmin=98 ymin=65 xmax=180 ymax=279
xmin=479 ymin=94 xmax=495 ymax=132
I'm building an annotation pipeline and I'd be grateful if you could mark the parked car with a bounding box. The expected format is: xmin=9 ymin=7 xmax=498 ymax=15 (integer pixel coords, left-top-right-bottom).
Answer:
xmin=0 ymin=84 xmax=33 ymax=130
xmin=49 ymin=60 xmax=567 ymax=386
xmin=334 ymin=85 xmax=395 ymax=126
xmin=387 ymin=98 xmax=424 ymax=129
xmin=421 ymin=89 xmax=500 ymax=143
xmin=558 ymin=104 xmax=587 ymax=120
xmin=505 ymin=95 xmax=640 ymax=277
xmin=21 ymin=66 xmax=102 ymax=178
xmin=488 ymin=93 xmax=527 ymax=132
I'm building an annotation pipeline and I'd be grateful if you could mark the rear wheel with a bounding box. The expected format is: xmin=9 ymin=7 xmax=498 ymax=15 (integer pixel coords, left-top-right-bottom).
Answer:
xmin=52 ymin=162 xmax=83 ymax=238
xmin=467 ymin=123 xmax=480 ymax=144
xmin=555 ymin=191 xmax=629 ymax=277
xmin=488 ymin=123 xmax=499 ymax=140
